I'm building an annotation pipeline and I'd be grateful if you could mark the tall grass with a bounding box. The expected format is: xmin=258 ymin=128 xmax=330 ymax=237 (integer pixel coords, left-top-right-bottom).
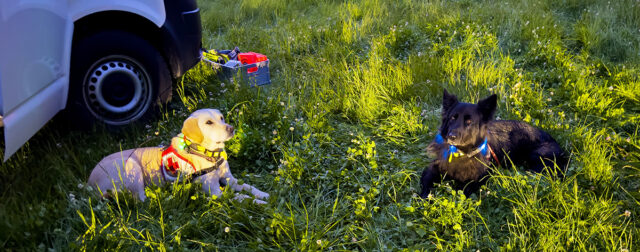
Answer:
xmin=1 ymin=0 xmax=639 ymax=250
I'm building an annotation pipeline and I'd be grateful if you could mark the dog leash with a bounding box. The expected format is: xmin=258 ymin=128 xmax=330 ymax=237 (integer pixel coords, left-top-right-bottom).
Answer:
xmin=181 ymin=158 xmax=226 ymax=182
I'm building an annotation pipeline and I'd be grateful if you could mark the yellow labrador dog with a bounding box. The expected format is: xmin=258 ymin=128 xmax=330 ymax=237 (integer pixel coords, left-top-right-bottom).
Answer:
xmin=88 ymin=109 xmax=269 ymax=204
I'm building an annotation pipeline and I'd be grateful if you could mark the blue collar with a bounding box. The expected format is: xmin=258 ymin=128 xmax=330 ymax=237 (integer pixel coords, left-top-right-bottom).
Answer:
xmin=435 ymin=133 xmax=489 ymax=162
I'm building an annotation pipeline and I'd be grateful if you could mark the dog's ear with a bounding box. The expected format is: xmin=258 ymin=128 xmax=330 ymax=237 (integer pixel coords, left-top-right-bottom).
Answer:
xmin=182 ymin=117 xmax=204 ymax=143
xmin=442 ymin=89 xmax=459 ymax=113
xmin=477 ymin=94 xmax=497 ymax=122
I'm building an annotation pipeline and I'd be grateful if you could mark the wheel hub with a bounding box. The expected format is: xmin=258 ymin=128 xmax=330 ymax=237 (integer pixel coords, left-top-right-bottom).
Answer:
xmin=83 ymin=56 xmax=152 ymax=125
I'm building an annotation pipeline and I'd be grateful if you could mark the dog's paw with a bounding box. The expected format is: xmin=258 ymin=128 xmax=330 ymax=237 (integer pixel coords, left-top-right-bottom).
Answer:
xmin=255 ymin=191 xmax=269 ymax=200
xmin=234 ymin=193 xmax=268 ymax=204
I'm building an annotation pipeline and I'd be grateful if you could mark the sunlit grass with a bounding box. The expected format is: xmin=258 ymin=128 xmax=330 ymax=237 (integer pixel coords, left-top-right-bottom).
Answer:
xmin=1 ymin=0 xmax=639 ymax=250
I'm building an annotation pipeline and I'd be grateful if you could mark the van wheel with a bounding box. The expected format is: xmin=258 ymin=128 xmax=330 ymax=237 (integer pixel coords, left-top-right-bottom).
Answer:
xmin=69 ymin=30 xmax=171 ymax=127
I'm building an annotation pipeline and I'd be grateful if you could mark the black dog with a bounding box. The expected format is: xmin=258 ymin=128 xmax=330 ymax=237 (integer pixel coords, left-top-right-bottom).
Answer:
xmin=419 ymin=89 xmax=567 ymax=197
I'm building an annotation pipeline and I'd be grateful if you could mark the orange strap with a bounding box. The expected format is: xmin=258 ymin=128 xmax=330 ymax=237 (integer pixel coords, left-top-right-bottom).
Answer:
xmin=487 ymin=145 xmax=500 ymax=166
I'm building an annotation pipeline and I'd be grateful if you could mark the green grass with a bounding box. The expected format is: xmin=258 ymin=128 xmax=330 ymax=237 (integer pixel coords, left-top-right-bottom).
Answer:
xmin=2 ymin=0 xmax=640 ymax=250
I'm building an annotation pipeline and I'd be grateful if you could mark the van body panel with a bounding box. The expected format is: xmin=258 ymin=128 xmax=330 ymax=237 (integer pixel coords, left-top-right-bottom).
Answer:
xmin=0 ymin=0 xmax=72 ymax=159
xmin=3 ymin=76 xmax=67 ymax=160
xmin=68 ymin=0 xmax=165 ymax=27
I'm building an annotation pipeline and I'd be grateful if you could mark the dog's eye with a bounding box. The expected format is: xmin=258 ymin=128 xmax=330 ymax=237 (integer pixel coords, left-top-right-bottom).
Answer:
xmin=465 ymin=119 xmax=472 ymax=125
xmin=220 ymin=116 xmax=224 ymax=122
xmin=450 ymin=115 xmax=457 ymax=121
xmin=206 ymin=120 xmax=213 ymax=125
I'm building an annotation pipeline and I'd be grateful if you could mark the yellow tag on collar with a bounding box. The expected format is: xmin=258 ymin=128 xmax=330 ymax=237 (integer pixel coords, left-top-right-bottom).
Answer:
xmin=208 ymin=149 xmax=228 ymax=160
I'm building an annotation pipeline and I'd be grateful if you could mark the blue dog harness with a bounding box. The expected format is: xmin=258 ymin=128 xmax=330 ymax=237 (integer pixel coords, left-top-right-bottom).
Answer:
xmin=435 ymin=133 xmax=497 ymax=163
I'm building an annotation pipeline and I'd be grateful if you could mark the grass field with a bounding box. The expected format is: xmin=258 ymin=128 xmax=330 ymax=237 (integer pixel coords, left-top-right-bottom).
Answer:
xmin=1 ymin=0 xmax=639 ymax=250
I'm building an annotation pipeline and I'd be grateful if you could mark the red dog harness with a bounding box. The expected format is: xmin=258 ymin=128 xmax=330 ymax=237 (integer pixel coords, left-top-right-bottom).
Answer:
xmin=161 ymin=134 xmax=228 ymax=182
xmin=161 ymin=146 xmax=197 ymax=182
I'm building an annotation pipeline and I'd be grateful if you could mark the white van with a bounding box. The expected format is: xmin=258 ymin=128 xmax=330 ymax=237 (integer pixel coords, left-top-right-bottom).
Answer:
xmin=0 ymin=0 xmax=203 ymax=160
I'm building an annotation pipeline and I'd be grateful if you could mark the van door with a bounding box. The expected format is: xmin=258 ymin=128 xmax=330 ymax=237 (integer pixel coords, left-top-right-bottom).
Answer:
xmin=0 ymin=1 xmax=72 ymax=160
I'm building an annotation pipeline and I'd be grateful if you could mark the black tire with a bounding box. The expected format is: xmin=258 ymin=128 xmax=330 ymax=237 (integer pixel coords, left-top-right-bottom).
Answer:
xmin=68 ymin=30 xmax=172 ymax=127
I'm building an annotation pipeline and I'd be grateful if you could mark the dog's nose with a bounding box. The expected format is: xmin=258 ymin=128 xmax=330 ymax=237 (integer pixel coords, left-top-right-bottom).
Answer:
xmin=447 ymin=133 xmax=457 ymax=140
xmin=227 ymin=125 xmax=234 ymax=133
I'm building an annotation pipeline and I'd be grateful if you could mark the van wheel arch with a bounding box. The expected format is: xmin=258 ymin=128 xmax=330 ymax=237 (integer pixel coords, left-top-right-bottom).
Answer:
xmin=68 ymin=30 xmax=171 ymax=127
xmin=72 ymin=11 xmax=178 ymax=83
